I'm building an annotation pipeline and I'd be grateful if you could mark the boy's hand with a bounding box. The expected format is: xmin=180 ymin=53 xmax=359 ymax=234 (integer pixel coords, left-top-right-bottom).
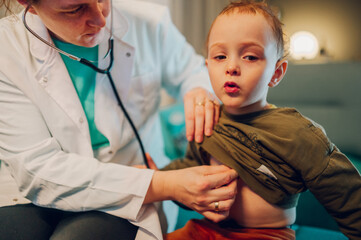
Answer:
xmin=132 ymin=153 xmax=158 ymax=170
xmin=145 ymin=153 xmax=158 ymax=170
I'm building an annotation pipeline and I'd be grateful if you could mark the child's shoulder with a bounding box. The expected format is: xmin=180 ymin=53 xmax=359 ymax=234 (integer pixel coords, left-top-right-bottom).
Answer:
xmin=259 ymin=107 xmax=316 ymax=126
xmin=223 ymin=107 xmax=329 ymax=142
xmin=222 ymin=107 xmax=313 ymax=129
xmin=273 ymin=107 xmax=325 ymax=128
xmin=263 ymin=107 xmax=331 ymax=146
xmin=220 ymin=106 xmax=330 ymax=144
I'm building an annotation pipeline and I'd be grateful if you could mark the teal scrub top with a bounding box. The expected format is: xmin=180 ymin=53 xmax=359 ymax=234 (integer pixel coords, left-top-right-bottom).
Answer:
xmin=53 ymin=38 xmax=109 ymax=150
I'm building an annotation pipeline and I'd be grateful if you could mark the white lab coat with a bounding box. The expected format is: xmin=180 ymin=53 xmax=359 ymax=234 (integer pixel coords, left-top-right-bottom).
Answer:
xmin=0 ymin=1 xmax=210 ymax=239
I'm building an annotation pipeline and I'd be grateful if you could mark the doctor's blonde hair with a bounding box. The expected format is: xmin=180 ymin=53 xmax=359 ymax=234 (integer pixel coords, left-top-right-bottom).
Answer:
xmin=0 ymin=0 xmax=13 ymax=12
xmin=1 ymin=0 xmax=39 ymax=15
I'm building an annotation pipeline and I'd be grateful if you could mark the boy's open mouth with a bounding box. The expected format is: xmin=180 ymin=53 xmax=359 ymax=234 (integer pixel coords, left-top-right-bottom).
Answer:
xmin=224 ymin=81 xmax=240 ymax=93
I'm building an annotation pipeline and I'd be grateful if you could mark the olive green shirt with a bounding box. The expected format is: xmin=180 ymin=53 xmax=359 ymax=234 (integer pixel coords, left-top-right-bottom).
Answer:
xmin=163 ymin=107 xmax=361 ymax=239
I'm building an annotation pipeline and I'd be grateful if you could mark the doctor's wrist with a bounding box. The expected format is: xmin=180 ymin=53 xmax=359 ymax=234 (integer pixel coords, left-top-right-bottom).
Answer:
xmin=143 ymin=170 xmax=174 ymax=204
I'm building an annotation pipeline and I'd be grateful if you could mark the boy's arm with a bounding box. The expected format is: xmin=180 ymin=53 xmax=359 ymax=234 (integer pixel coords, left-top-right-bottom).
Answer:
xmin=306 ymin=148 xmax=361 ymax=240
xmin=161 ymin=142 xmax=205 ymax=171
xmin=160 ymin=141 xmax=207 ymax=210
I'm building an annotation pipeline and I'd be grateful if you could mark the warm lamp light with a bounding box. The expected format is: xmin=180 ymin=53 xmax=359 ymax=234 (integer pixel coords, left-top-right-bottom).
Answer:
xmin=290 ymin=31 xmax=319 ymax=60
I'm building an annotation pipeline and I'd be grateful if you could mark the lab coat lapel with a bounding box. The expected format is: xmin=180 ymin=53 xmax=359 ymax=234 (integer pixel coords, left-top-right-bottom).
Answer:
xmin=94 ymin=10 xmax=135 ymax=150
xmin=99 ymin=9 xmax=135 ymax=103
xmin=101 ymin=40 xmax=135 ymax=102
xmin=27 ymin=14 xmax=91 ymax=142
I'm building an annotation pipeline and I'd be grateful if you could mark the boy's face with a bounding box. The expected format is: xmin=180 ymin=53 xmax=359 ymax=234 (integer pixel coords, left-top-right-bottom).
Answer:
xmin=206 ymin=12 xmax=284 ymax=115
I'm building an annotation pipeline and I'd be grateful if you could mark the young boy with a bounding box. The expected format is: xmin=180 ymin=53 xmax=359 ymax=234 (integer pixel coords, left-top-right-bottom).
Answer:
xmin=161 ymin=1 xmax=361 ymax=239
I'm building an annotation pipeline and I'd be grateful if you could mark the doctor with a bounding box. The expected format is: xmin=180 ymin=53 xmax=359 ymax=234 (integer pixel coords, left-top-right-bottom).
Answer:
xmin=0 ymin=0 xmax=238 ymax=239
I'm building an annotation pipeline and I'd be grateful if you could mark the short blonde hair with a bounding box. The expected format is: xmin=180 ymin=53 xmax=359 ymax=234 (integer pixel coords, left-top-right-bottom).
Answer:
xmin=206 ymin=0 xmax=287 ymax=60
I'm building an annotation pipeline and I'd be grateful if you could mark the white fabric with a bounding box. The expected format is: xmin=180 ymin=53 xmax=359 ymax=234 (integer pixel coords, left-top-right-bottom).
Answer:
xmin=0 ymin=0 xmax=211 ymax=239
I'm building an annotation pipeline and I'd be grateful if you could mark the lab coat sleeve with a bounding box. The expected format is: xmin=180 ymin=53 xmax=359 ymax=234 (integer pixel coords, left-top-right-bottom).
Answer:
xmin=157 ymin=8 xmax=212 ymax=100
xmin=0 ymin=72 xmax=153 ymax=221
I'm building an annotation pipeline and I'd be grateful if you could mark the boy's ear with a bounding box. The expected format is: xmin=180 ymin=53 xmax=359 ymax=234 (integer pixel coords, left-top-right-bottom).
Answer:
xmin=268 ymin=59 xmax=288 ymax=88
xmin=205 ymin=59 xmax=209 ymax=68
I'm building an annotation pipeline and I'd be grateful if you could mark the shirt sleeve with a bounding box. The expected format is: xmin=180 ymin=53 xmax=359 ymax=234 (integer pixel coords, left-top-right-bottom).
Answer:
xmin=161 ymin=142 xmax=204 ymax=171
xmin=305 ymin=147 xmax=361 ymax=240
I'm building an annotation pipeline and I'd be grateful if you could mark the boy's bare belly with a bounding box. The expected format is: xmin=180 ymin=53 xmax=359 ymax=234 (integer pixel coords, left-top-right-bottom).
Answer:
xmin=210 ymin=157 xmax=296 ymax=228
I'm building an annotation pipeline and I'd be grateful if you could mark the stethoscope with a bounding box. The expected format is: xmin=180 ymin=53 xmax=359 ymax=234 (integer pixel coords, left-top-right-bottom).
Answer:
xmin=22 ymin=4 xmax=150 ymax=168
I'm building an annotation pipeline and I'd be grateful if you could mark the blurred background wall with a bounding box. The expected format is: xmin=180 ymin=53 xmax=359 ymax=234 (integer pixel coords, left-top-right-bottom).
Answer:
xmin=165 ymin=0 xmax=361 ymax=63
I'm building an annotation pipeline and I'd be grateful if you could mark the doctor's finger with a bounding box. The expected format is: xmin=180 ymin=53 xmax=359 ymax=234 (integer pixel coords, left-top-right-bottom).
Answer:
xmin=213 ymin=99 xmax=221 ymax=124
xmin=184 ymin=96 xmax=195 ymax=142
xmin=205 ymin=198 xmax=234 ymax=213
xmin=204 ymin=99 xmax=215 ymax=137
xmin=194 ymin=99 xmax=205 ymax=143
xmin=204 ymin=168 xmax=238 ymax=190
xmin=201 ymin=210 xmax=230 ymax=223
xmin=205 ymin=180 xmax=238 ymax=205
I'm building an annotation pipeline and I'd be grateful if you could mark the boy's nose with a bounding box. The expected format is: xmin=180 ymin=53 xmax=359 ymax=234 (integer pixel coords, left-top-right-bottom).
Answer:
xmin=226 ymin=64 xmax=240 ymax=76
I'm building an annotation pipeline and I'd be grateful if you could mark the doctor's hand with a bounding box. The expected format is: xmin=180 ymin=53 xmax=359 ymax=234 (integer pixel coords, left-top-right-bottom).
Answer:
xmin=183 ymin=87 xmax=220 ymax=143
xmin=169 ymin=165 xmax=237 ymax=222
xmin=144 ymin=165 xmax=238 ymax=223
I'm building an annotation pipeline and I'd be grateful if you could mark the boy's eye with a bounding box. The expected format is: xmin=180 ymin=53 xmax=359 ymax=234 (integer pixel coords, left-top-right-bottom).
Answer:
xmin=244 ymin=55 xmax=259 ymax=61
xmin=214 ymin=55 xmax=226 ymax=60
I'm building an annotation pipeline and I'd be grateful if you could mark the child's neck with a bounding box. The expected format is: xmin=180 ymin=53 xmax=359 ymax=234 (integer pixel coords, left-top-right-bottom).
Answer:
xmin=224 ymin=102 xmax=274 ymax=116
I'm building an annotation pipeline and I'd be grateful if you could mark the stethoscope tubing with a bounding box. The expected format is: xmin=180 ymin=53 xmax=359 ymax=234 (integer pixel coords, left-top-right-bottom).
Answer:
xmin=22 ymin=5 xmax=150 ymax=169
